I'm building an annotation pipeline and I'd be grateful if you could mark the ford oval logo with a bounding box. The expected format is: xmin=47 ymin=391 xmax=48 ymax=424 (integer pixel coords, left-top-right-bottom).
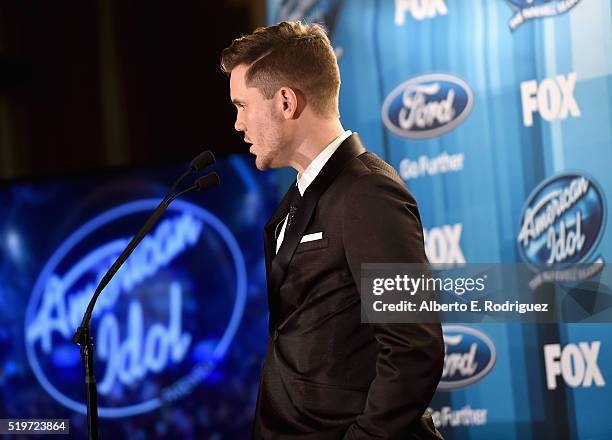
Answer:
xmin=517 ymin=173 xmax=606 ymax=266
xmin=24 ymin=199 xmax=247 ymax=418
xmin=381 ymin=74 xmax=473 ymax=139
xmin=439 ymin=325 xmax=496 ymax=390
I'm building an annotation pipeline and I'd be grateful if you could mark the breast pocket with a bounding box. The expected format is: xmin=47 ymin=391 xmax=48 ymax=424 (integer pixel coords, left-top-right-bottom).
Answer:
xmin=294 ymin=237 xmax=329 ymax=254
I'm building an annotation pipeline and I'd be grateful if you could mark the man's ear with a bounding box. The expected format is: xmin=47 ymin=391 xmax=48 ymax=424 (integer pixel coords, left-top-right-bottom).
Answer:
xmin=277 ymin=86 xmax=301 ymax=119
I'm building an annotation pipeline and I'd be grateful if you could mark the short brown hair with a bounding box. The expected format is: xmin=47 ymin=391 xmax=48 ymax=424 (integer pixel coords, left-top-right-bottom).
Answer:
xmin=221 ymin=21 xmax=340 ymax=118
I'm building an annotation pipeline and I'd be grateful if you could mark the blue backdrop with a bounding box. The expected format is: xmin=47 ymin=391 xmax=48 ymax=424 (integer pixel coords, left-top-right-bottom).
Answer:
xmin=267 ymin=1 xmax=611 ymax=439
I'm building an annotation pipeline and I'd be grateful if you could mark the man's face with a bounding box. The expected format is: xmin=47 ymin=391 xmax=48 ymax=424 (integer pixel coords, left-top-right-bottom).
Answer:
xmin=230 ymin=64 xmax=286 ymax=171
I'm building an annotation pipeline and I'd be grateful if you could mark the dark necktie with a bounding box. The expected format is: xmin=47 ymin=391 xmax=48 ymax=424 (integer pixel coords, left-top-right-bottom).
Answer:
xmin=285 ymin=185 xmax=302 ymax=230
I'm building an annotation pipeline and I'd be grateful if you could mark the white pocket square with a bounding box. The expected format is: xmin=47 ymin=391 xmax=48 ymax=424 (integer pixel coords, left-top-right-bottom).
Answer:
xmin=300 ymin=232 xmax=323 ymax=243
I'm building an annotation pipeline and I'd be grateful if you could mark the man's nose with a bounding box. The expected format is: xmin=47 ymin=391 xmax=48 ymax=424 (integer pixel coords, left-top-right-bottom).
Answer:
xmin=234 ymin=115 xmax=245 ymax=132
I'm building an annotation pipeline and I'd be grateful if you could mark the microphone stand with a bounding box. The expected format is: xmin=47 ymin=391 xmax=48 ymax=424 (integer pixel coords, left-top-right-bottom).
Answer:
xmin=72 ymin=165 xmax=219 ymax=440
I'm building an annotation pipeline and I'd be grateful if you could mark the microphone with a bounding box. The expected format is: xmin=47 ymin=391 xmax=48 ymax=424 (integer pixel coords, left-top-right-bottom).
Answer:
xmin=190 ymin=150 xmax=216 ymax=171
xmin=196 ymin=172 xmax=220 ymax=191
xmin=168 ymin=150 xmax=216 ymax=196
xmin=72 ymin=159 xmax=219 ymax=440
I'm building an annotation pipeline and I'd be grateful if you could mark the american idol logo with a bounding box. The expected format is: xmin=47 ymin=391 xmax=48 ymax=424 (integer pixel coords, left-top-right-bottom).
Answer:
xmin=25 ymin=199 xmax=246 ymax=417
xmin=439 ymin=325 xmax=496 ymax=390
xmin=517 ymin=173 xmax=606 ymax=266
xmin=506 ymin=0 xmax=582 ymax=31
xmin=381 ymin=74 xmax=473 ymax=139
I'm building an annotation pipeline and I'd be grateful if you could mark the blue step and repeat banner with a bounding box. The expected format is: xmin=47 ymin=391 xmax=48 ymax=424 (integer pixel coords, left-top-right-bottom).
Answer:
xmin=268 ymin=0 xmax=611 ymax=439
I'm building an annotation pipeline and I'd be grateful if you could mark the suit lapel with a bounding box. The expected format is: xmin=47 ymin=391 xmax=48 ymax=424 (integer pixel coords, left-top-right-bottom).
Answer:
xmin=266 ymin=133 xmax=366 ymax=330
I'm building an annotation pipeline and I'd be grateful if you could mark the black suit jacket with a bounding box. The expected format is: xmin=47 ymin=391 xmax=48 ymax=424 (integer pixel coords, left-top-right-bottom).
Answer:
xmin=253 ymin=134 xmax=444 ymax=439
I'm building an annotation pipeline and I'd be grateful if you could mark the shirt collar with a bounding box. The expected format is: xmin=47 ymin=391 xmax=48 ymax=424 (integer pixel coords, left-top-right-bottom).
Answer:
xmin=296 ymin=130 xmax=352 ymax=196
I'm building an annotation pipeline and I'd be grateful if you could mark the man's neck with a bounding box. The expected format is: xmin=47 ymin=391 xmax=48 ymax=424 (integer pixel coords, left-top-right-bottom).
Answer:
xmin=287 ymin=119 xmax=345 ymax=175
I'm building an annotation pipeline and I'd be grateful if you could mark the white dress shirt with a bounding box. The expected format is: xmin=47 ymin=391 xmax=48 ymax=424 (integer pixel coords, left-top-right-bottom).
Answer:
xmin=275 ymin=130 xmax=352 ymax=254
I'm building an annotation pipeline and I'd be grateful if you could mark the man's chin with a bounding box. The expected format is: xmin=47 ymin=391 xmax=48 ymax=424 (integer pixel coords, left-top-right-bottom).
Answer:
xmin=254 ymin=156 xmax=271 ymax=171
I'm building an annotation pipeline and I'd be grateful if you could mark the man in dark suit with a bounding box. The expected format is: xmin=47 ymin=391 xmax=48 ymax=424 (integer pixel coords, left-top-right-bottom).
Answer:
xmin=221 ymin=21 xmax=444 ymax=439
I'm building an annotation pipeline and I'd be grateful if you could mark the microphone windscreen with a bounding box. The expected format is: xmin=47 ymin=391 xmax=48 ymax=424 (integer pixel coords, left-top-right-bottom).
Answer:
xmin=190 ymin=150 xmax=216 ymax=171
xmin=195 ymin=172 xmax=220 ymax=191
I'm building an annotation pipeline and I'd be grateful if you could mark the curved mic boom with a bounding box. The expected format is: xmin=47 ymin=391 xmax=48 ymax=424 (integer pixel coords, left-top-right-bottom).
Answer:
xmin=71 ymin=155 xmax=220 ymax=440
